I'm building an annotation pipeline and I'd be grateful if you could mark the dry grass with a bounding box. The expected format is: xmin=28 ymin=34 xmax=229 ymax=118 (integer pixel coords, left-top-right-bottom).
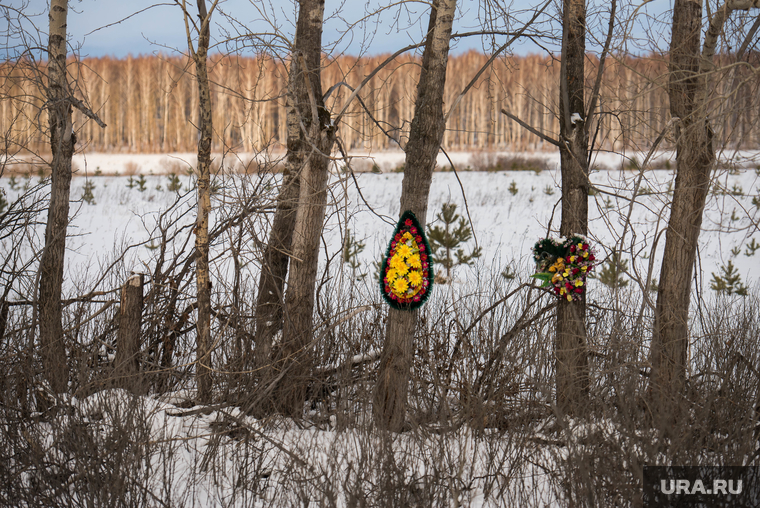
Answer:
xmin=122 ymin=160 xmax=140 ymax=176
xmin=469 ymin=151 xmax=553 ymax=173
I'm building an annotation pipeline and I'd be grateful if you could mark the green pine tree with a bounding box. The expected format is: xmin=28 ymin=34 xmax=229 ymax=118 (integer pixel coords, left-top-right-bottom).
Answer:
xmin=167 ymin=173 xmax=182 ymax=192
xmin=426 ymin=202 xmax=482 ymax=283
xmin=710 ymin=260 xmax=748 ymax=296
xmin=591 ymin=251 xmax=628 ymax=289
xmin=745 ymin=238 xmax=760 ymax=257
xmin=342 ymin=228 xmax=366 ymax=281
xmin=81 ymin=179 xmax=96 ymax=205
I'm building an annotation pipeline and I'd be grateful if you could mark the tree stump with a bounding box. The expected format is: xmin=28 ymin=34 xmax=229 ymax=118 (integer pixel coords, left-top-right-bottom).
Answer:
xmin=114 ymin=273 xmax=144 ymax=393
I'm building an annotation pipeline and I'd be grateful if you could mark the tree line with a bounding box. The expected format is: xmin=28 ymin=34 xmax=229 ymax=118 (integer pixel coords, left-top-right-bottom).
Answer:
xmin=3 ymin=50 xmax=759 ymax=156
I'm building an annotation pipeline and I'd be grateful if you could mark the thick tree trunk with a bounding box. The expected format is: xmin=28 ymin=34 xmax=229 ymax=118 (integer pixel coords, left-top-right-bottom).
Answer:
xmin=192 ymin=0 xmax=214 ymax=404
xmin=374 ymin=0 xmax=457 ymax=432
xmin=253 ymin=170 xmax=300 ymax=369
xmin=265 ymin=0 xmax=337 ymax=417
xmin=38 ymin=0 xmax=73 ymax=394
xmin=649 ymin=0 xmax=714 ymax=422
xmin=556 ymin=0 xmax=590 ymax=415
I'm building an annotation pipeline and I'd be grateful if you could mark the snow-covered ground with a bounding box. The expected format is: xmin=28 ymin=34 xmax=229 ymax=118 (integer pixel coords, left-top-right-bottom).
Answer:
xmin=4 ymin=149 xmax=758 ymax=295
xmin=3 ymin=150 xmax=760 ymax=506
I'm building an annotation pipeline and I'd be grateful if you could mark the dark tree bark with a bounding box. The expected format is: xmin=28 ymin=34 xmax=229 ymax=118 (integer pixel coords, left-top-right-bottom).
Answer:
xmin=373 ymin=0 xmax=458 ymax=432
xmin=253 ymin=0 xmax=321 ymax=375
xmin=649 ymin=0 xmax=758 ymax=425
xmin=253 ymin=170 xmax=300 ymax=368
xmin=555 ymin=0 xmax=591 ymax=415
xmin=38 ymin=0 xmax=74 ymax=393
xmin=263 ymin=0 xmax=337 ymax=417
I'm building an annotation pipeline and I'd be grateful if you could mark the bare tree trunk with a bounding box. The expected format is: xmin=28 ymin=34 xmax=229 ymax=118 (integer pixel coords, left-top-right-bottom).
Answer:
xmin=114 ymin=274 xmax=144 ymax=393
xmin=253 ymin=167 xmax=300 ymax=368
xmin=374 ymin=0 xmax=458 ymax=432
xmin=556 ymin=0 xmax=590 ymax=415
xmin=38 ymin=0 xmax=73 ymax=393
xmin=648 ymin=0 xmax=743 ymax=424
xmin=264 ymin=0 xmax=336 ymax=418
xmin=252 ymin=3 xmax=324 ymax=373
xmin=183 ymin=0 xmax=216 ymax=404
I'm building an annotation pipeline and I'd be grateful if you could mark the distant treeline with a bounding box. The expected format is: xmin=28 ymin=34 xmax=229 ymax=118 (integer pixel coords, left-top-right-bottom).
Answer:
xmin=2 ymin=51 xmax=759 ymax=154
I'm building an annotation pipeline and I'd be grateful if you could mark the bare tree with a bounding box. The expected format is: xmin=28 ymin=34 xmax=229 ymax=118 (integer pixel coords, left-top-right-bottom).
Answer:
xmin=373 ymin=0 xmax=458 ymax=432
xmin=254 ymin=0 xmax=337 ymax=417
xmin=178 ymin=0 xmax=219 ymax=404
xmin=649 ymin=0 xmax=760 ymax=424
xmin=554 ymin=0 xmax=591 ymax=415
xmin=252 ymin=5 xmax=311 ymax=378
xmin=38 ymin=0 xmax=105 ymax=393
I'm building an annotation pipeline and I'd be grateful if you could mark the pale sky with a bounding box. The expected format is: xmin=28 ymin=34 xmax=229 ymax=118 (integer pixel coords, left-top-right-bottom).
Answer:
xmin=4 ymin=0 xmax=518 ymax=57
xmin=3 ymin=0 xmax=671 ymax=59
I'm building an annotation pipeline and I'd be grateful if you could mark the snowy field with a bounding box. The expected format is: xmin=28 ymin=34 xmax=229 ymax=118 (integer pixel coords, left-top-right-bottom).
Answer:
xmin=3 ymin=149 xmax=758 ymax=295
xmin=2 ymin=150 xmax=760 ymax=506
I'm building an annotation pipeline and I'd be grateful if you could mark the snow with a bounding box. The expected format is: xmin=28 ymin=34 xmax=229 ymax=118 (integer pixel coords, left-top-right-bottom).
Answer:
xmin=2 ymin=149 xmax=759 ymax=295
xmin=2 ymin=149 xmax=760 ymax=505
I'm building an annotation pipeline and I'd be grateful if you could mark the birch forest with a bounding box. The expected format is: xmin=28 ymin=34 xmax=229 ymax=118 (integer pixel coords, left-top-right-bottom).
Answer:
xmin=3 ymin=51 xmax=759 ymax=155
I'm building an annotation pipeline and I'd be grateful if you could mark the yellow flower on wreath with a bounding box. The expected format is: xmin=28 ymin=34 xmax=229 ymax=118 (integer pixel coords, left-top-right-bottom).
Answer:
xmin=408 ymin=255 xmax=422 ymax=269
xmin=390 ymin=255 xmax=409 ymax=275
xmin=407 ymin=270 xmax=423 ymax=287
xmin=397 ymin=243 xmax=413 ymax=259
xmin=393 ymin=277 xmax=409 ymax=294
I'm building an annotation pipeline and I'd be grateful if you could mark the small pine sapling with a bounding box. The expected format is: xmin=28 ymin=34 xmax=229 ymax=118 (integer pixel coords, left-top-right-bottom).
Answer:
xmin=342 ymin=228 xmax=366 ymax=281
xmin=167 ymin=173 xmax=182 ymax=192
xmin=745 ymin=238 xmax=759 ymax=257
xmin=508 ymin=180 xmax=518 ymax=195
xmin=501 ymin=266 xmax=516 ymax=280
xmin=127 ymin=176 xmax=136 ymax=189
xmin=710 ymin=260 xmax=748 ymax=296
xmin=9 ymin=176 xmax=19 ymax=190
xmin=137 ymin=174 xmax=147 ymax=192
xmin=81 ymin=179 xmax=96 ymax=205
xmin=426 ymin=202 xmax=482 ymax=283
xmin=590 ymin=251 xmax=628 ymax=289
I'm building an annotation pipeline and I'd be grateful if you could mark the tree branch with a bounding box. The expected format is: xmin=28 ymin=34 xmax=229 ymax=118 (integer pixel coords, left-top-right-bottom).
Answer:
xmin=500 ymin=108 xmax=560 ymax=147
xmin=70 ymin=96 xmax=106 ymax=128
xmin=585 ymin=0 xmax=617 ymax=143
xmin=703 ymin=0 xmax=760 ymax=73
